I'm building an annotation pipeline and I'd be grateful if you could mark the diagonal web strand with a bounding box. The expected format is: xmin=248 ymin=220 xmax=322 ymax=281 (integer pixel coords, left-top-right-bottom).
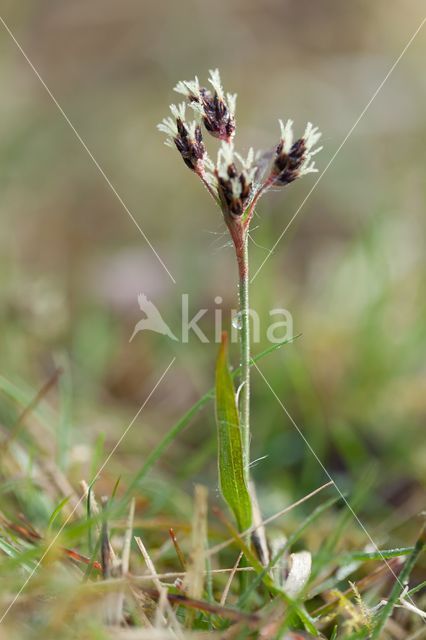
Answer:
xmin=254 ymin=361 xmax=423 ymax=615
xmin=0 ymin=16 xmax=176 ymax=284
xmin=0 ymin=358 xmax=176 ymax=623
xmin=251 ymin=15 xmax=426 ymax=283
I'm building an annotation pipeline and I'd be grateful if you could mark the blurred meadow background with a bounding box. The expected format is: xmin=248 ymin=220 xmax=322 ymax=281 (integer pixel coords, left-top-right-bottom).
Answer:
xmin=0 ymin=0 xmax=425 ymax=626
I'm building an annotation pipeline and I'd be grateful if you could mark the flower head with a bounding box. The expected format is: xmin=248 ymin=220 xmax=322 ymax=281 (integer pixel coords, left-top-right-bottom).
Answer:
xmin=157 ymin=102 xmax=206 ymax=174
xmin=271 ymin=119 xmax=322 ymax=185
xmin=159 ymin=71 xmax=323 ymax=229
xmin=214 ymin=142 xmax=257 ymax=217
xmin=175 ymin=69 xmax=236 ymax=142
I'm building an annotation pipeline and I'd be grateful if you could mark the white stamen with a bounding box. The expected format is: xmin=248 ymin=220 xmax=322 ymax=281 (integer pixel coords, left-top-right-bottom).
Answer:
xmin=208 ymin=68 xmax=224 ymax=99
xmin=235 ymin=147 xmax=254 ymax=169
xmin=186 ymin=121 xmax=198 ymax=139
xmin=303 ymin=121 xmax=322 ymax=150
xmin=157 ymin=116 xmax=178 ymax=140
xmin=278 ymin=118 xmax=294 ymax=154
xmin=188 ymin=101 xmax=204 ymax=117
xmin=235 ymin=147 xmax=257 ymax=183
xmin=170 ymin=102 xmax=186 ymax=121
xmin=230 ymin=176 xmax=242 ymax=198
xmin=300 ymin=123 xmax=322 ymax=175
xmin=226 ymin=92 xmax=237 ymax=115
xmin=217 ymin=141 xmax=235 ymax=179
xmin=174 ymin=76 xmax=200 ymax=98
xmin=300 ymin=160 xmax=318 ymax=175
xmin=158 ymin=102 xmax=196 ymax=148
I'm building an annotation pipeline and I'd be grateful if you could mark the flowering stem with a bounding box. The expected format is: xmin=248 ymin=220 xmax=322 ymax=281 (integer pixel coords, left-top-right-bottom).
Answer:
xmin=237 ymin=229 xmax=250 ymax=482
xmin=227 ymin=217 xmax=251 ymax=483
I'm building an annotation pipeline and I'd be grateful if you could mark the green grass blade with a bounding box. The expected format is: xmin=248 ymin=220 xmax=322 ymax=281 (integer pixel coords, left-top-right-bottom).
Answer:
xmin=310 ymin=469 xmax=374 ymax=581
xmin=0 ymin=539 xmax=36 ymax=573
xmin=87 ymin=486 xmax=93 ymax=555
xmin=336 ymin=547 xmax=414 ymax=564
xmin=217 ymin=510 xmax=318 ymax=635
xmin=239 ymin=493 xmax=341 ymax=608
xmin=47 ymin=495 xmax=71 ymax=530
xmin=371 ymin=526 xmax=425 ymax=639
xmin=215 ymin=333 xmax=252 ymax=532
xmin=406 ymin=580 xmax=426 ymax=597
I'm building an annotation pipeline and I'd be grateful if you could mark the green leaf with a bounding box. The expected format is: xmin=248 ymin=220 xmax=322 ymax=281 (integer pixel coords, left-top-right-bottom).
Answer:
xmin=0 ymin=538 xmax=35 ymax=573
xmin=337 ymin=546 xmax=414 ymax=564
xmin=215 ymin=332 xmax=252 ymax=532
xmin=47 ymin=495 xmax=71 ymax=530
xmin=330 ymin=626 xmax=338 ymax=640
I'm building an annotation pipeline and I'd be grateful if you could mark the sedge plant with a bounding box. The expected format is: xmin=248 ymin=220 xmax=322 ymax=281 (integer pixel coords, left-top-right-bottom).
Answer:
xmin=158 ymin=69 xmax=322 ymax=529
xmin=1 ymin=70 xmax=425 ymax=640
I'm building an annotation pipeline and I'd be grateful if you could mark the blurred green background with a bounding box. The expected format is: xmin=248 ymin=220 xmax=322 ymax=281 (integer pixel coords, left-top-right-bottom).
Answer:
xmin=0 ymin=1 xmax=425 ymax=544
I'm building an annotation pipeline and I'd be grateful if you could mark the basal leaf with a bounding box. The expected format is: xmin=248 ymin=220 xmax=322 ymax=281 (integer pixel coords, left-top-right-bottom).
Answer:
xmin=215 ymin=332 xmax=252 ymax=531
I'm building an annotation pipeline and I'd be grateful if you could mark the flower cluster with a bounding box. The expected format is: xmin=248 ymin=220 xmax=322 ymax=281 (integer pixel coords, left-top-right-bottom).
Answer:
xmin=271 ymin=119 xmax=322 ymax=185
xmin=157 ymin=103 xmax=206 ymax=175
xmin=158 ymin=69 xmax=322 ymax=226
xmin=174 ymin=69 xmax=236 ymax=142
xmin=215 ymin=143 xmax=257 ymax=217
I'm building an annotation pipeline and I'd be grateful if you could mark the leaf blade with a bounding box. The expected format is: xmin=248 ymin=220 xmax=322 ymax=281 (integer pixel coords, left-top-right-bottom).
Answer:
xmin=215 ymin=333 xmax=252 ymax=532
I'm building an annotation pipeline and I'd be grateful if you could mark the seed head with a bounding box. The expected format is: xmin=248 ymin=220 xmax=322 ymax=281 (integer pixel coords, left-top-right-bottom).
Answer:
xmin=157 ymin=102 xmax=206 ymax=174
xmin=271 ymin=120 xmax=322 ymax=186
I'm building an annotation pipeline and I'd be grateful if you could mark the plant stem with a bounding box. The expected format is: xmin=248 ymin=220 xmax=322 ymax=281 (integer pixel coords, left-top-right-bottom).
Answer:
xmin=237 ymin=230 xmax=250 ymax=482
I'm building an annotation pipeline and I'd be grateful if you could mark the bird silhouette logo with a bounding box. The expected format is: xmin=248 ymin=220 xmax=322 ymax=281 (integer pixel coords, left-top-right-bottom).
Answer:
xmin=129 ymin=294 xmax=178 ymax=342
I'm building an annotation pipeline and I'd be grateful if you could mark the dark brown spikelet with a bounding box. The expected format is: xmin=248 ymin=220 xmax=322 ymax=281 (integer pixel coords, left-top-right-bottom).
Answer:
xmin=272 ymin=138 xmax=307 ymax=185
xmin=269 ymin=120 xmax=322 ymax=186
xmin=174 ymin=119 xmax=205 ymax=173
xmin=198 ymin=87 xmax=235 ymax=143
xmin=174 ymin=70 xmax=236 ymax=143
xmin=215 ymin=152 xmax=254 ymax=218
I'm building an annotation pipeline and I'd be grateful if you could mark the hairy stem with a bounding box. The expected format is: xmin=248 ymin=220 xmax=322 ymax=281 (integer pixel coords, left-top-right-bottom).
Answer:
xmin=237 ymin=231 xmax=250 ymax=482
